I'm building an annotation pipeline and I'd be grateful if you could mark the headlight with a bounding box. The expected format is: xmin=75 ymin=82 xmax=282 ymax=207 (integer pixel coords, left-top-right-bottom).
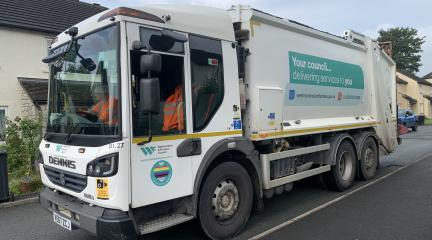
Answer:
xmin=86 ymin=153 xmax=118 ymax=177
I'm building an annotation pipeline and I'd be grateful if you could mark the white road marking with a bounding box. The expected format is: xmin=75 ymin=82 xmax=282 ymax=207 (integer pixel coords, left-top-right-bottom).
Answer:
xmin=249 ymin=152 xmax=432 ymax=240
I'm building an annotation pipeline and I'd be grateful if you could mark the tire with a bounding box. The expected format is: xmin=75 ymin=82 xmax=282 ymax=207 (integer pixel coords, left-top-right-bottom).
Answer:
xmin=323 ymin=140 xmax=357 ymax=191
xmin=198 ymin=162 xmax=253 ymax=240
xmin=412 ymin=126 xmax=417 ymax=131
xmin=359 ymin=137 xmax=378 ymax=180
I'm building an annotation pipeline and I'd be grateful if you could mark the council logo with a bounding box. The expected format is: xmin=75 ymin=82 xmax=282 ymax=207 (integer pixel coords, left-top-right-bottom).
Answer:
xmin=150 ymin=160 xmax=172 ymax=186
xmin=141 ymin=146 xmax=156 ymax=156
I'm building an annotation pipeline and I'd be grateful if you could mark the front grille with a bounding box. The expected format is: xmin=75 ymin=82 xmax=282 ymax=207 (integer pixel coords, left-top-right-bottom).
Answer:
xmin=44 ymin=165 xmax=87 ymax=192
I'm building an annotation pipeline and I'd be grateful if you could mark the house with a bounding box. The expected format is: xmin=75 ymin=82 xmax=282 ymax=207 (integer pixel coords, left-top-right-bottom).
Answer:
xmin=423 ymin=72 xmax=432 ymax=82
xmin=0 ymin=0 xmax=106 ymax=135
xmin=396 ymin=70 xmax=432 ymax=118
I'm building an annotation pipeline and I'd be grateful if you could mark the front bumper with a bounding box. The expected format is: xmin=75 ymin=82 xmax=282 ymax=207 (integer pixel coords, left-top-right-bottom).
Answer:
xmin=39 ymin=187 xmax=136 ymax=240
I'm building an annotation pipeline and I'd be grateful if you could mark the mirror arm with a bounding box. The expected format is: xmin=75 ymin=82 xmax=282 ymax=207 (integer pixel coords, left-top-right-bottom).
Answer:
xmin=137 ymin=113 xmax=153 ymax=146
xmin=74 ymin=41 xmax=87 ymax=61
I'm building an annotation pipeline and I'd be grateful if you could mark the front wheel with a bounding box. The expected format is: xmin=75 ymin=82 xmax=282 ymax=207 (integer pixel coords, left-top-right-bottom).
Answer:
xmin=198 ymin=162 xmax=253 ymax=240
xmin=412 ymin=125 xmax=417 ymax=131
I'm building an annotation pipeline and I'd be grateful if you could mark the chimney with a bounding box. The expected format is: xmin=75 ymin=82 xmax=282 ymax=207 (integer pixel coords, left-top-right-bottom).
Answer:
xmin=379 ymin=41 xmax=393 ymax=58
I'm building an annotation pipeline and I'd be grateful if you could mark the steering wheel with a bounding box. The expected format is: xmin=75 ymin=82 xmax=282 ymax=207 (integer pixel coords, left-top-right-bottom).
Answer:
xmin=76 ymin=109 xmax=99 ymax=122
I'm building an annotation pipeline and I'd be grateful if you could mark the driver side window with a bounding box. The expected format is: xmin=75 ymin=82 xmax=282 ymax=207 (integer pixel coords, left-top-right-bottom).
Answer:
xmin=131 ymin=27 xmax=187 ymax=137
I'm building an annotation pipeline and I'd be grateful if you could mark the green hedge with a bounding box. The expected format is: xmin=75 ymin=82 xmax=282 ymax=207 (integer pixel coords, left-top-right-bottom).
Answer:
xmin=4 ymin=116 xmax=42 ymax=196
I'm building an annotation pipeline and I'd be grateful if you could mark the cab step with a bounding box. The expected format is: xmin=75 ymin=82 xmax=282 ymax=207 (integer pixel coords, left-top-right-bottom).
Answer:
xmin=137 ymin=213 xmax=194 ymax=235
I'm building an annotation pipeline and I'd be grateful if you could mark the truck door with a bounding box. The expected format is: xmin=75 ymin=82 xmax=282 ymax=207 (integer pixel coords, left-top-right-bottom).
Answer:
xmin=373 ymin=50 xmax=398 ymax=152
xmin=126 ymin=23 xmax=194 ymax=207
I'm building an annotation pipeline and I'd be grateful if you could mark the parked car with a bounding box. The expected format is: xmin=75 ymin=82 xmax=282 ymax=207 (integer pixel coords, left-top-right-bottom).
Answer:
xmin=398 ymin=109 xmax=418 ymax=131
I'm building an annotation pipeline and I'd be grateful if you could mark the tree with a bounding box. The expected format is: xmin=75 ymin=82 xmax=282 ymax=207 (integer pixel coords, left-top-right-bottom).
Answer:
xmin=377 ymin=27 xmax=425 ymax=74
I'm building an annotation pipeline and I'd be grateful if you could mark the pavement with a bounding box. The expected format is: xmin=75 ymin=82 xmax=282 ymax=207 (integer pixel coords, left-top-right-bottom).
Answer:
xmin=0 ymin=126 xmax=431 ymax=240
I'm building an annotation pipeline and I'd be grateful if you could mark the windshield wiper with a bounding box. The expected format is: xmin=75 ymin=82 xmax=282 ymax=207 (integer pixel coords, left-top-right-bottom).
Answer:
xmin=65 ymin=122 xmax=82 ymax=143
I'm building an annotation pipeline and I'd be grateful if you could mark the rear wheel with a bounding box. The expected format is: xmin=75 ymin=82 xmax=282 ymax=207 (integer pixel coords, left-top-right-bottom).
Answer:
xmin=412 ymin=126 xmax=417 ymax=131
xmin=198 ymin=162 xmax=253 ymax=240
xmin=323 ymin=140 xmax=357 ymax=191
xmin=359 ymin=137 xmax=378 ymax=180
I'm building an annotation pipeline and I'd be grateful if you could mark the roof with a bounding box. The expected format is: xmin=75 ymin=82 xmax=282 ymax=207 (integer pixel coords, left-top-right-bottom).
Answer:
xmin=398 ymin=69 xmax=432 ymax=87
xmin=134 ymin=5 xmax=235 ymax=41
xmin=53 ymin=4 xmax=236 ymax=48
xmin=18 ymin=77 xmax=48 ymax=105
xmin=228 ymin=5 xmax=373 ymax=53
xmin=423 ymin=72 xmax=432 ymax=80
xmin=250 ymin=8 xmax=345 ymax=41
xmin=0 ymin=0 xmax=107 ymax=34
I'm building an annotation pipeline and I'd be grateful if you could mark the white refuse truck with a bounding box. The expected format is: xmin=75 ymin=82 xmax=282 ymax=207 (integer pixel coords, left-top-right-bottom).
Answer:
xmin=39 ymin=5 xmax=398 ymax=240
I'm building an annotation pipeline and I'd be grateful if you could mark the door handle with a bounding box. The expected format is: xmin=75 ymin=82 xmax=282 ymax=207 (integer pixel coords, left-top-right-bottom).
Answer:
xmin=177 ymin=138 xmax=201 ymax=157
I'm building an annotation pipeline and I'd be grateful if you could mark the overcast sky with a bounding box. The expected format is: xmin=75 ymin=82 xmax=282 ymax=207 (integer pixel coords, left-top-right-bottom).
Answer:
xmin=83 ymin=0 xmax=431 ymax=76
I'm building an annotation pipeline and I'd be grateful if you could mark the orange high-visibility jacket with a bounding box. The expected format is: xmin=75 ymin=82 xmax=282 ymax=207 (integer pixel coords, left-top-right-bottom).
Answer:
xmin=163 ymin=86 xmax=184 ymax=132
xmin=91 ymin=96 xmax=119 ymax=126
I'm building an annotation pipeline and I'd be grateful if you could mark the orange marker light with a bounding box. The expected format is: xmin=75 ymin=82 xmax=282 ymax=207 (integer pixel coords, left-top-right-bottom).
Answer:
xmin=98 ymin=7 xmax=165 ymax=23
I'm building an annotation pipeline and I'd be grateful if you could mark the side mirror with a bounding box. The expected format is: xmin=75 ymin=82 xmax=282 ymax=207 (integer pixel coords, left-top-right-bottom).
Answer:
xmin=139 ymin=53 xmax=161 ymax=114
xmin=140 ymin=78 xmax=160 ymax=114
xmin=140 ymin=54 xmax=161 ymax=73
xmin=80 ymin=58 xmax=96 ymax=71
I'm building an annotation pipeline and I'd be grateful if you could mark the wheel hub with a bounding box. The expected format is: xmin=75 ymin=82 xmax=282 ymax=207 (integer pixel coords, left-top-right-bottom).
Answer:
xmin=339 ymin=151 xmax=353 ymax=181
xmin=364 ymin=148 xmax=374 ymax=169
xmin=212 ymin=179 xmax=239 ymax=220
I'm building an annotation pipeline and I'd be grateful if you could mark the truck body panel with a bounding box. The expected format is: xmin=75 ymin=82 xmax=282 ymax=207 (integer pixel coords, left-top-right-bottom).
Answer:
xmin=228 ymin=6 xmax=397 ymax=152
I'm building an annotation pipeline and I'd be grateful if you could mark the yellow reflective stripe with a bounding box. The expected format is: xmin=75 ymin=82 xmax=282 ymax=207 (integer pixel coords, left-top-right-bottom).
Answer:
xmin=163 ymin=109 xmax=176 ymax=115
xmin=132 ymin=130 xmax=242 ymax=144
xmin=250 ymin=121 xmax=381 ymax=140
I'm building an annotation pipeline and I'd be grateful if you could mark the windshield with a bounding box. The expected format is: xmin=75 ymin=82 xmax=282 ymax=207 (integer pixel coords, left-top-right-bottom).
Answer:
xmin=47 ymin=24 xmax=120 ymax=136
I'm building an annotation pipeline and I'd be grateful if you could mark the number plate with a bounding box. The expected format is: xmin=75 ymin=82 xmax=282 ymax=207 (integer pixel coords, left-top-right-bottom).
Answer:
xmin=53 ymin=212 xmax=72 ymax=231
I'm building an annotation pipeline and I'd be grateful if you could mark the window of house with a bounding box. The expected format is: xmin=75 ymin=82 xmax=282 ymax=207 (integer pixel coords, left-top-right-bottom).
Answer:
xmin=189 ymin=35 xmax=224 ymax=132
xmin=0 ymin=107 xmax=7 ymax=139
